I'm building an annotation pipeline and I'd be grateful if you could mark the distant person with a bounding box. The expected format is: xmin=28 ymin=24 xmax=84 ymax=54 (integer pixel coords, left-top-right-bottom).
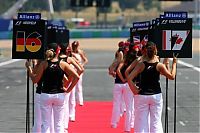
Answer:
xmin=109 ymin=41 xmax=127 ymax=115
xmin=59 ymin=43 xmax=84 ymax=131
xmin=108 ymin=41 xmax=125 ymax=77
xmin=110 ymin=41 xmax=131 ymax=131
xmin=71 ymin=40 xmax=88 ymax=107
xmin=127 ymin=42 xmax=177 ymax=133
xmin=111 ymin=44 xmax=138 ymax=132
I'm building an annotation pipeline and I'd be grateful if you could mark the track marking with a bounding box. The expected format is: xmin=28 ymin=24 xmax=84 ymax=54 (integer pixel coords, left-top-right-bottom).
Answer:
xmin=179 ymin=121 xmax=186 ymax=126
xmin=0 ymin=59 xmax=199 ymax=73
xmin=190 ymin=81 xmax=199 ymax=85
xmin=0 ymin=59 xmax=22 ymax=67
xmin=173 ymin=59 xmax=200 ymax=72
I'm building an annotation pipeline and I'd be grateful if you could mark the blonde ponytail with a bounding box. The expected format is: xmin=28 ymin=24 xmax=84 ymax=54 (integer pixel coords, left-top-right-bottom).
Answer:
xmin=45 ymin=49 xmax=55 ymax=60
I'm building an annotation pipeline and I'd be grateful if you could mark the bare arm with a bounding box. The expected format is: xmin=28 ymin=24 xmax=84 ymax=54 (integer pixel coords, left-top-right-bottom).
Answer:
xmin=157 ymin=57 xmax=177 ymax=80
xmin=117 ymin=51 xmax=123 ymax=63
xmin=108 ymin=51 xmax=123 ymax=77
xmin=60 ymin=61 xmax=80 ymax=93
xmin=108 ymin=58 xmax=118 ymax=71
xmin=67 ymin=57 xmax=84 ymax=75
xmin=127 ymin=62 xmax=144 ymax=95
xmin=25 ymin=60 xmax=46 ymax=83
xmin=63 ymin=74 xmax=70 ymax=89
xmin=116 ymin=62 xmax=126 ymax=83
xmin=125 ymin=58 xmax=139 ymax=78
xmin=79 ymin=49 xmax=88 ymax=66
xmin=163 ymin=58 xmax=170 ymax=71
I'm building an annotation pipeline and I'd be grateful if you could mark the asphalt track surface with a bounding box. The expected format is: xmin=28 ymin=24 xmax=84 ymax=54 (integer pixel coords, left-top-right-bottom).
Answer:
xmin=0 ymin=39 xmax=199 ymax=133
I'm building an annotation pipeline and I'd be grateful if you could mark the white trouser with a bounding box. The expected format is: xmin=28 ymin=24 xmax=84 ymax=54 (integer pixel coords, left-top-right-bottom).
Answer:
xmin=32 ymin=93 xmax=41 ymax=133
xmin=120 ymin=96 xmax=126 ymax=116
xmin=69 ymin=86 xmax=76 ymax=120
xmin=63 ymin=93 xmax=70 ymax=129
xmin=111 ymin=83 xmax=134 ymax=132
xmin=40 ymin=93 xmax=66 ymax=133
xmin=75 ymin=74 xmax=83 ymax=105
xmin=134 ymin=93 xmax=163 ymax=133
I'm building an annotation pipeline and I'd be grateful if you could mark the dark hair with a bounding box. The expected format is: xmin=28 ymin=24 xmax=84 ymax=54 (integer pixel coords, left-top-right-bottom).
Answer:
xmin=118 ymin=41 xmax=124 ymax=48
xmin=72 ymin=41 xmax=79 ymax=46
xmin=72 ymin=41 xmax=79 ymax=52
xmin=66 ymin=46 xmax=72 ymax=57
xmin=59 ymin=43 xmax=68 ymax=55
xmin=125 ymin=50 xmax=137 ymax=64
xmin=45 ymin=43 xmax=58 ymax=60
xmin=146 ymin=41 xmax=157 ymax=59
xmin=118 ymin=47 xmax=124 ymax=52
xmin=47 ymin=43 xmax=58 ymax=51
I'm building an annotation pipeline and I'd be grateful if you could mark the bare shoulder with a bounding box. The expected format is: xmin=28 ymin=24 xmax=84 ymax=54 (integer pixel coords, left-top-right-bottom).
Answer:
xmin=41 ymin=60 xmax=47 ymax=68
xmin=78 ymin=49 xmax=84 ymax=54
xmin=60 ymin=60 xmax=69 ymax=66
xmin=133 ymin=61 xmax=145 ymax=73
xmin=67 ymin=57 xmax=72 ymax=61
xmin=138 ymin=61 xmax=145 ymax=67
xmin=156 ymin=62 xmax=165 ymax=72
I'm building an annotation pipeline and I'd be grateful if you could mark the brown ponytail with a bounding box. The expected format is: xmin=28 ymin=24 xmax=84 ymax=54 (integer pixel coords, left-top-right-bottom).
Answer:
xmin=72 ymin=41 xmax=79 ymax=52
xmin=146 ymin=42 xmax=157 ymax=59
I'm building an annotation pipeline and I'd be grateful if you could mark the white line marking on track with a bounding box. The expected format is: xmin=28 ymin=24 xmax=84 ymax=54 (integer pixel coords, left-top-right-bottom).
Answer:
xmin=15 ymin=80 xmax=22 ymax=83
xmin=0 ymin=80 xmax=5 ymax=83
xmin=0 ymin=59 xmax=22 ymax=67
xmin=185 ymin=76 xmax=189 ymax=80
xmin=179 ymin=121 xmax=186 ymax=126
xmin=167 ymin=107 xmax=171 ymax=111
xmin=5 ymin=86 xmax=10 ymax=89
xmin=190 ymin=81 xmax=199 ymax=85
xmin=172 ymin=59 xmax=200 ymax=72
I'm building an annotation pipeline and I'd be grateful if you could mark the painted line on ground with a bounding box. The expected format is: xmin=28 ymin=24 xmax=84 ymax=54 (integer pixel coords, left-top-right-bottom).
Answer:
xmin=179 ymin=121 xmax=186 ymax=126
xmin=0 ymin=59 xmax=199 ymax=73
xmin=170 ymin=59 xmax=200 ymax=72
xmin=0 ymin=59 xmax=22 ymax=67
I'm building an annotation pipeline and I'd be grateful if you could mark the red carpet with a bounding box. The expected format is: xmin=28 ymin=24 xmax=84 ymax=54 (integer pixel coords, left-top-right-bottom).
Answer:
xmin=68 ymin=101 xmax=134 ymax=133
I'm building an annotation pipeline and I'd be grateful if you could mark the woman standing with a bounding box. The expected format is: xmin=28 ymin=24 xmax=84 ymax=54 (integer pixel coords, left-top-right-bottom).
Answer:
xmin=108 ymin=41 xmax=127 ymax=117
xmin=71 ymin=41 xmax=88 ymax=106
xmin=59 ymin=43 xmax=84 ymax=130
xmin=27 ymin=59 xmax=43 ymax=133
xmin=108 ymin=41 xmax=124 ymax=77
xmin=127 ymin=42 xmax=177 ymax=133
xmin=26 ymin=43 xmax=80 ymax=133
xmin=111 ymin=45 xmax=138 ymax=132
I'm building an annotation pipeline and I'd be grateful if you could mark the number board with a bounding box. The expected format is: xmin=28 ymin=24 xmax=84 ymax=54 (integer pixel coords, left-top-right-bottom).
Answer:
xmin=12 ymin=19 xmax=46 ymax=59
xmin=46 ymin=25 xmax=58 ymax=44
xmin=56 ymin=26 xmax=70 ymax=45
xmin=152 ymin=18 xmax=192 ymax=58
xmin=46 ymin=25 xmax=70 ymax=46
xmin=130 ymin=21 xmax=150 ymax=50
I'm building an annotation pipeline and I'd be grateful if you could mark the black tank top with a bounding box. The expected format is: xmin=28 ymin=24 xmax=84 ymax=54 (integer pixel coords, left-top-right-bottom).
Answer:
xmin=139 ymin=61 xmax=161 ymax=95
xmin=42 ymin=60 xmax=65 ymax=94
xmin=36 ymin=76 xmax=43 ymax=94
xmin=115 ymin=62 xmax=130 ymax=84
xmin=115 ymin=69 xmax=124 ymax=84
xmin=59 ymin=55 xmax=68 ymax=62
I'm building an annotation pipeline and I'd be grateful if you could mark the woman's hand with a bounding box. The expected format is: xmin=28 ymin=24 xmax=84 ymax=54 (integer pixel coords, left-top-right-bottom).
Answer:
xmin=173 ymin=53 xmax=178 ymax=64
xmin=25 ymin=60 xmax=31 ymax=69
xmin=133 ymin=87 xmax=141 ymax=95
xmin=173 ymin=57 xmax=177 ymax=64
xmin=163 ymin=58 xmax=169 ymax=65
